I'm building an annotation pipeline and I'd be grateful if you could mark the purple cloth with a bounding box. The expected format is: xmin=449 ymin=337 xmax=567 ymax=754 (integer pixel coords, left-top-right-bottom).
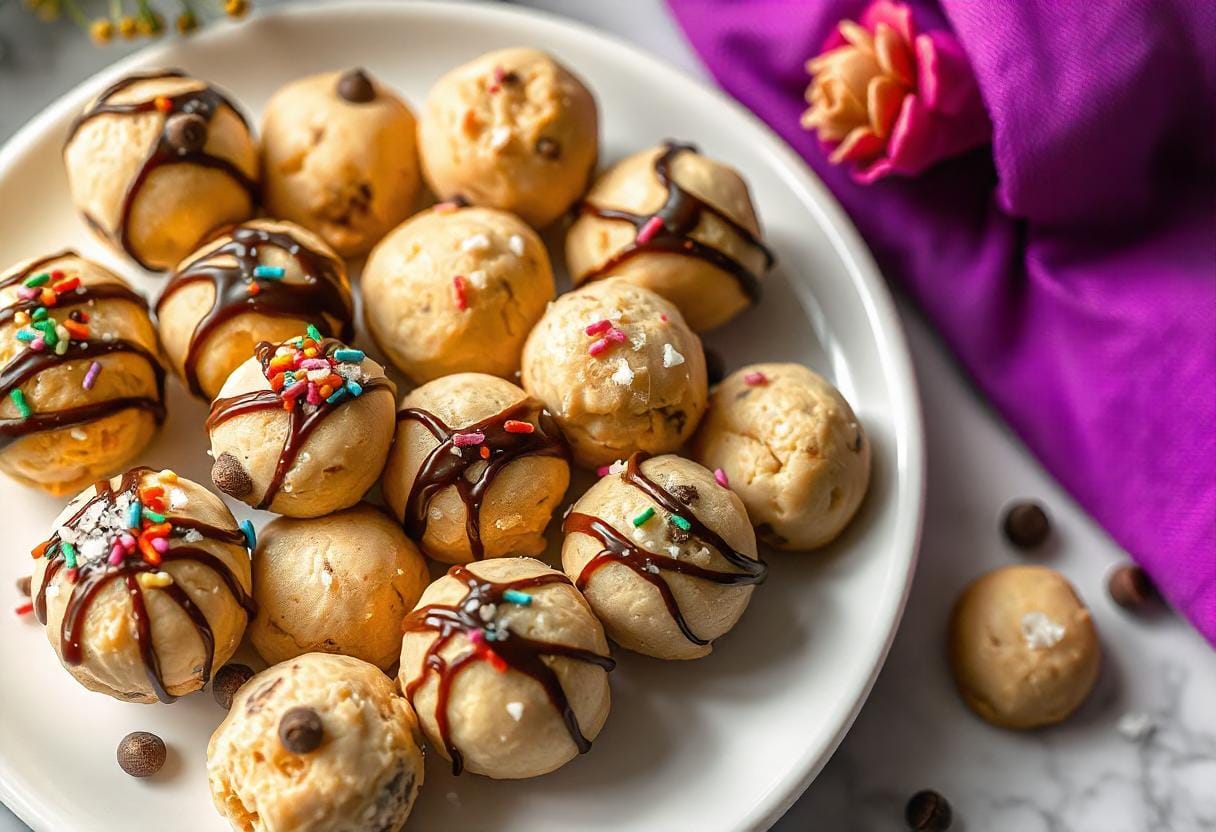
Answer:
xmin=667 ymin=0 xmax=1216 ymax=644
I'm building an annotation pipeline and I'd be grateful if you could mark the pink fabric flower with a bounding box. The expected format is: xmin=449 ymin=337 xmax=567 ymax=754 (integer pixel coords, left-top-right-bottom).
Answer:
xmin=801 ymin=0 xmax=991 ymax=183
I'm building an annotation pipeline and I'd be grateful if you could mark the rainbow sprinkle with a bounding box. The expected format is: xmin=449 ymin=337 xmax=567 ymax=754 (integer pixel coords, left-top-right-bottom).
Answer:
xmin=263 ymin=331 xmax=368 ymax=413
xmin=714 ymin=468 xmax=730 ymax=488
xmin=453 ymin=431 xmax=485 ymax=447
xmin=12 ymin=270 xmax=93 ymax=358
xmin=239 ymin=520 xmax=256 ymax=550
xmin=632 ymin=507 xmax=655 ymax=527
xmin=671 ymin=515 xmax=692 ymax=532
xmin=452 ymin=275 xmax=469 ymax=311
xmin=253 ymin=265 xmax=285 ymax=279
xmin=502 ymin=588 xmax=533 ymax=606
xmin=503 ymin=420 xmax=534 ymax=434
xmin=636 ymin=215 xmax=665 ymax=244
xmin=14 ymin=601 xmax=33 ymax=617
xmin=9 ymin=389 xmax=31 ymax=419
xmin=743 ymin=371 xmax=768 ymax=386
xmin=82 ymin=361 xmax=102 ymax=390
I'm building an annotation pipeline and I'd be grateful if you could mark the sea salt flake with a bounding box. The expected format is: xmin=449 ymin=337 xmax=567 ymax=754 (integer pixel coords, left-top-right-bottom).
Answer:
xmin=489 ymin=126 xmax=511 ymax=149
xmin=79 ymin=538 xmax=108 ymax=561
xmin=45 ymin=584 xmax=61 ymax=599
xmin=468 ymin=270 xmax=488 ymax=289
xmin=508 ymin=235 xmax=525 ymax=256
xmin=70 ymin=429 xmax=88 ymax=441
xmin=184 ymin=529 xmax=204 ymax=543
xmin=168 ymin=487 xmax=189 ymax=509
xmin=607 ymin=459 xmax=627 ymax=475
xmin=320 ymin=570 xmax=333 ymax=589
xmin=461 ymin=234 xmax=492 ymax=253
xmin=479 ymin=603 xmax=497 ymax=622
xmin=662 ymin=344 xmax=685 ymax=368
xmin=611 ymin=360 xmax=634 ymax=386
xmin=1020 ymin=611 xmax=1065 ymax=649
xmin=506 ymin=702 xmax=524 ymax=721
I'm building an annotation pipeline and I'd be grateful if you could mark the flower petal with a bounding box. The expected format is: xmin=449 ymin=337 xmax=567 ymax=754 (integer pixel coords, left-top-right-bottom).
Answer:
xmin=874 ymin=21 xmax=915 ymax=88
xmin=829 ymin=126 xmax=886 ymax=165
xmin=867 ymin=75 xmax=907 ymax=138
xmin=861 ymin=0 xmax=916 ymax=44
xmin=838 ymin=20 xmax=876 ymax=55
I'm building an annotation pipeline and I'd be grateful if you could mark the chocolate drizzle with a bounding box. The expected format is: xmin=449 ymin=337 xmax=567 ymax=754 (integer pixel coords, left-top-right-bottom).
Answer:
xmin=563 ymin=452 xmax=767 ymax=645
xmin=0 ymin=252 xmax=165 ymax=450
xmin=65 ymin=70 xmax=258 ymax=271
xmin=205 ymin=338 xmax=392 ymax=509
xmin=32 ymin=468 xmax=256 ymax=703
xmin=157 ymin=225 xmax=354 ymax=398
xmin=402 ymin=565 xmax=615 ymax=775
xmin=397 ymin=401 xmax=569 ymax=559
xmin=578 ymin=141 xmax=774 ymax=302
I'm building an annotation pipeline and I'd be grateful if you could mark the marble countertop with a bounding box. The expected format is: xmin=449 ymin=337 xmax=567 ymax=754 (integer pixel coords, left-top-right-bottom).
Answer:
xmin=0 ymin=2 xmax=1212 ymax=830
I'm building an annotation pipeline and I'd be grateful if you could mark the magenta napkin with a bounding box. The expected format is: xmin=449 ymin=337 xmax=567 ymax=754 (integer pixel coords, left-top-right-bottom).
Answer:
xmin=667 ymin=0 xmax=1216 ymax=645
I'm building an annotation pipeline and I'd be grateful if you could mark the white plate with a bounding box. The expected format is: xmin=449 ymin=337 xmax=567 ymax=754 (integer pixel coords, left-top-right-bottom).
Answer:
xmin=0 ymin=2 xmax=924 ymax=830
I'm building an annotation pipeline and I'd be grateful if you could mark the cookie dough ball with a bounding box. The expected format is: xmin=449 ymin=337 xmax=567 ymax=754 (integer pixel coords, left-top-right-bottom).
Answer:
xmin=562 ymin=453 xmax=764 ymax=659
xmin=950 ymin=566 xmax=1101 ymax=729
xmin=567 ymin=143 xmax=772 ymax=331
xmin=400 ymin=558 xmax=613 ymax=779
xmin=419 ymin=48 xmax=598 ymax=227
xmin=692 ymin=363 xmax=869 ymax=550
xmin=64 ymin=70 xmax=258 ymax=271
xmin=207 ymin=333 xmax=396 ymax=518
xmin=382 ymin=373 xmax=570 ymax=564
xmin=521 ymin=278 xmax=707 ymax=469
xmin=0 ymin=251 xmax=165 ymax=496
xmin=363 ymin=205 xmax=554 ymax=383
xmin=250 ymin=504 xmax=429 ymax=671
xmin=261 ymin=69 xmax=421 ymax=257
xmin=29 ymin=468 xmax=253 ymax=703
xmin=208 ymin=653 xmax=425 ymax=832
xmin=158 ymin=219 xmax=354 ymax=400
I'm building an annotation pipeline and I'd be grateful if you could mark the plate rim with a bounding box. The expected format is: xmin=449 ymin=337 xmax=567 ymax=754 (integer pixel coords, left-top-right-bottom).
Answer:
xmin=0 ymin=2 xmax=926 ymax=830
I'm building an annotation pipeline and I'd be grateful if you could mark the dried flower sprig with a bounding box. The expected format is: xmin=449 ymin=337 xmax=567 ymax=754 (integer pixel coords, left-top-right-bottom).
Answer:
xmin=23 ymin=0 xmax=251 ymax=45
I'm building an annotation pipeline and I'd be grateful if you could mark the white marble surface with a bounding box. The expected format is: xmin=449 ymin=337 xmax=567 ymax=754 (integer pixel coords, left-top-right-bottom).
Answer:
xmin=0 ymin=2 xmax=1212 ymax=831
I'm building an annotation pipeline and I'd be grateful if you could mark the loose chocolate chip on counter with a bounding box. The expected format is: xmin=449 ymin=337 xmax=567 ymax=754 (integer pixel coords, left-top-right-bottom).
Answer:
xmin=164 ymin=112 xmax=208 ymax=155
xmin=1108 ymin=564 xmax=1157 ymax=610
xmin=1002 ymin=501 xmax=1050 ymax=549
xmin=905 ymin=789 xmax=953 ymax=831
xmin=212 ymin=663 xmax=255 ymax=710
xmin=535 ymin=137 xmax=561 ymax=159
xmin=212 ymin=451 xmax=253 ymax=498
xmin=117 ymin=731 xmax=167 ymax=778
xmin=16 ymin=575 xmax=30 ymax=597
xmin=279 ymin=706 xmax=324 ymax=754
xmin=704 ymin=348 xmax=725 ymax=386
xmin=670 ymin=484 xmax=699 ymax=505
xmin=337 ymin=68 xmax=376 ymax=103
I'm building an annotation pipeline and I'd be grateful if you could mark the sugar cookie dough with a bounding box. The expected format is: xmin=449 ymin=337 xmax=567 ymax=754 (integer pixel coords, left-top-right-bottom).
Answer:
xmin=418 ymin=48 xmax=598 ymax=227
xmin=521 ymin=278 xmax=707 ymax=469
xmin=950 ymin=565 xmax=1101 ymax=729
xmin=208 ymin=652 xmax=425 ymax=832
xmin=692 ymin=363 xmax=869 ymax=550
xmin=64 ymin=69 xmax=258 ymax=271
xmin=400 ymin=557 xmax=614 ymax=779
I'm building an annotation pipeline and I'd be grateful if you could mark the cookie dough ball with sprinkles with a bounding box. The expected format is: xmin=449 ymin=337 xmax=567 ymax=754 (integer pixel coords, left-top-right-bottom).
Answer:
xmin=950 ymin=566 xmax=1101 ymax=729
xmin=207 ymin=330 xmax=397 ymax=518
xmin=63 ymin=69 xmax=259 ymax=271
xmin=692 ymin=363 xmax=870 ymax=551
xmin=563 ymin=453 xmax=765 ymax=660
xmin=381 ymin=373 xmax=570 ymax=563
xmin=28 ymin=467 xmax=255 ymax=703
xmin=362 ymin=204 xmax=554 ymax=384
xmin=157 ymin=219 xmax=354 ymax=400
xmin=208 ymin=653 xmax=425 ymax=832
xmin=249 ymin=504 xmax=430 ymax=671
xmin=566 ymin=142 xmax=774 ymax=332
xmin=418 ymin=48 xmax=598 ymax=228
xmin=399 ymin=557 xmax=614 ymax=779
xmin=261 ymin=69 xmax=422 ymax=257
xmin=521 ymin=278 xmax=707 ymax=470
xmin=0 ymin=251 xmax=165 ymax=496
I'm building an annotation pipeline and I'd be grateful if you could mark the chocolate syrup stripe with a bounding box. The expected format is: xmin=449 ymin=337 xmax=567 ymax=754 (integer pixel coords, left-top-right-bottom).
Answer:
xmin=402 ymin=566 xmax=614 ymax=775
xmin=564 ymin=452 xmax=766 ymax=646
xmin=33 ymin=468 xmax=255 ymax=704
xmin=65 ymin=69 xmax=258 ymax=271
xmin=397 ymin=401 xmax=569 ymax=560
xmin=578 ymin=141 xmax=774 ymax=302
xmin=158 ymin=225 xmax=355 ymax=398
xmin=206 ymin=339 xmax=393 ymax=509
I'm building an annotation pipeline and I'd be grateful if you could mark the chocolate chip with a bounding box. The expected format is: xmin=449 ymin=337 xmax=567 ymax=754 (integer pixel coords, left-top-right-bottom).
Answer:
xmin=1108 ymin=564 xmax=1156 ymax=610
xmin=535 ymin=137 xmax=560 ymax=160
xmin=117 ymin=731 xmax=166 ymax=777
xmin=164 ymin=112 xmax=207 ymax=155
xmin=671 ymin=484 xmax=699 ymax=505
xmin=337 ymin=68 xmax=376 ymax=103
xmin=905 ymin=789 xmax=953 ymax=831
xmin=16 ymin=575 xmax=30 ymax=597
xmin=212 ymin=452 xmax=253 ymax=498
xmin=212 ymin=663 xmax=254 ymax=710
xmin=1002 ymin=501 xmax=1049 ymax=549
xmin=279 ymin=706 xmax=323 ymax=754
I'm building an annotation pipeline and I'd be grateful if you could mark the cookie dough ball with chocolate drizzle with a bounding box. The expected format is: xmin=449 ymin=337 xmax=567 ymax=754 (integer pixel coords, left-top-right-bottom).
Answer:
xmin=400 ymin=557 xmax=614 ymax=779
xmin=382 ymin=373 xmax=570 ymax=564
xmin=362 ymin=204 xmax=555 ymax=384
xmin=692 ymin=363 xmax=870 ymax=551
xmin=207 ymin=330 xmax=396 ymax=518
xmin=63 ymin=69 xmax=259 ymax=271
xmin=566 ymin=142 xmax=774 ymax=331
xmin=249 ymin=504 xmax=430 ymax=671
xmin=563 ymin=453 xmax=765 ymax=659
xmin=419 ymin=48 xmax=598 ymax=228
xmin=208 ymin=653 xmax=425 ymax=832
xmin=157 ymin=219 xmax=354 ymax=400
xmin=261 ymin=69 xmax=422 ymax=257
xmin=29 ymin=467 xmax=255 ymax=703
xmin=0 ymin=251 xmax=165 ymax=496
xmin=521 ymin=278 xmax=707 ymax=470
